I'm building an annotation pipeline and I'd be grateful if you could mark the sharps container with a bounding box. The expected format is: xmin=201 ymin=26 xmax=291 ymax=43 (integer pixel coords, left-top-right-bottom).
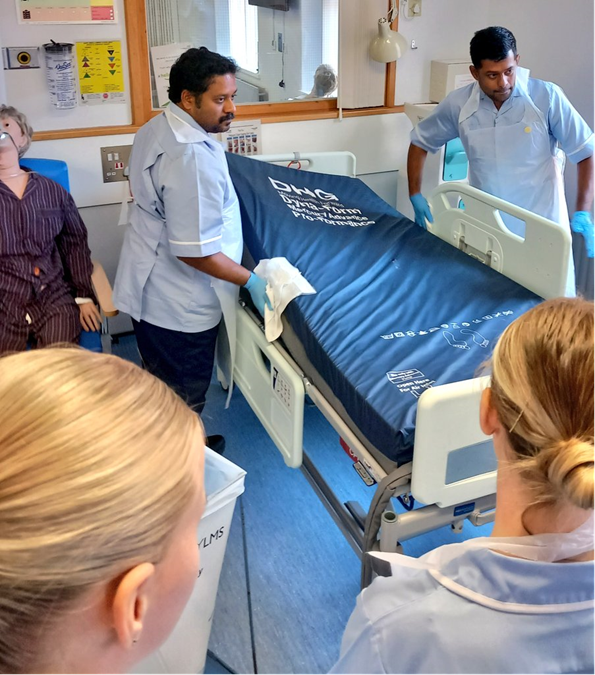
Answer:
xmin=43 ymin=42 xmax=77 ymax=109
xmin=133 ymin=447 xmax=246 ymax=674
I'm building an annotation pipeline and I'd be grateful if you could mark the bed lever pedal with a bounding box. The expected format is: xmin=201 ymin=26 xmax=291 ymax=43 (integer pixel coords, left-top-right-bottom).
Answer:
xmin=457 ymin=235 xmax=493 ymax=266
xmin=344 ymin=501 xmax=366 ymax=531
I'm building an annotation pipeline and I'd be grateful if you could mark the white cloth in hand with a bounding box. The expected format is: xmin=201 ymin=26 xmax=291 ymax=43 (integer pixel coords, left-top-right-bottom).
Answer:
xmin=253 ymin=257 xmax=316 ymax=341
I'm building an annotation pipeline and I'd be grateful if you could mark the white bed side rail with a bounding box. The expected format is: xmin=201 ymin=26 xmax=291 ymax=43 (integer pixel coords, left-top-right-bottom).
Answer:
xmin=234 ymin=306 xmax=306 ymax=468
xmin=255 ymin=151 xmax=357 ymax=178
xmin=411 ymin=376 xmax=496 ymax=508
xmin=429 ymin=183 xmax=571 ymax=299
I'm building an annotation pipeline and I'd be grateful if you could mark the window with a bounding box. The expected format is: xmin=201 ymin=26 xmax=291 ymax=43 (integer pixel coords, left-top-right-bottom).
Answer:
xmin=30 ymin=0 xmax=402 ymax=140
xmin=300 ymin=0 xmax=338 ymax=96
xmin=219 ymin=0 xmax=259 ymax=74
xmin=145 ymin=0 xmax=339 ymax=105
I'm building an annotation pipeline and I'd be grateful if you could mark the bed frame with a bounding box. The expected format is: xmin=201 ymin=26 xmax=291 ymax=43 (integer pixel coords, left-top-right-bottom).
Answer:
xmin=229 ymin=151 xmax=571 ymax=587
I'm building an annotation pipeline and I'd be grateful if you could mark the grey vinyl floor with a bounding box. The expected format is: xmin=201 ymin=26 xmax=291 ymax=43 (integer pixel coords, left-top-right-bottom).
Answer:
xmin=111 ymin=334 xmax=493 ymax=675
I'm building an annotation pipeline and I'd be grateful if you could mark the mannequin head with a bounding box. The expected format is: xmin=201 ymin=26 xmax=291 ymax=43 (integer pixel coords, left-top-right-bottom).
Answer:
xmin=480 ymin=298 xmax=594 ymax=535
xmin=0 ymin=348 xmax=205 ymax=674
xmin=0 ymin=105 xmax=33 ymax=158
xmin=309 ymin=64 xmax=338 ymax=98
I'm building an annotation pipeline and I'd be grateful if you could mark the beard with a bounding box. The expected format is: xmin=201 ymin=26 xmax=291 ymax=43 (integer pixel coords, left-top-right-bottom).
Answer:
xmin=218 ymin=114 xmax=234 ymax=129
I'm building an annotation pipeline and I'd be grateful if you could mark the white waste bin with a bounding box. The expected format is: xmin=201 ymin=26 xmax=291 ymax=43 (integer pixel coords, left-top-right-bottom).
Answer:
xmin=133 ymin=448 xmax=246 ymax=674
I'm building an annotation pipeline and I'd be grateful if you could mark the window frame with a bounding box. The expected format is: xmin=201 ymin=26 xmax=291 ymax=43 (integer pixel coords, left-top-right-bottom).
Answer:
xmin=34 ymin=0 xmax=403 ymax=142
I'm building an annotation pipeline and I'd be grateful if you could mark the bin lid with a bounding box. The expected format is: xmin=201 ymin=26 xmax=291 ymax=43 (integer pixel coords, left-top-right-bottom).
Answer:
xmin=43 ymin=42 xmax=74 ymax=52
xmin=203 ymin=447 xmax=246 ymax=517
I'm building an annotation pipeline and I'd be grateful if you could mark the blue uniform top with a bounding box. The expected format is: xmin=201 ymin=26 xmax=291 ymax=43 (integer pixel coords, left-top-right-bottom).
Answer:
xmin=331 ymin=546 xmax=594 ymax=674
xmin=410 ymin=71 xmax=593 ymax=226
xmin=113 ymin=106 xmax=241 ymax=332
xmin=411 ymin=76 xmax=593 ymax=162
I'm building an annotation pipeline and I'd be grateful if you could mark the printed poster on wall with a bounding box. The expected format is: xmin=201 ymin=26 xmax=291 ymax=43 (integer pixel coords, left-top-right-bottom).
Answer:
xmin=17 ymin=0 xmax=116 ymax=23
xmin=220 ymin=120 xmax=262 ymax=156
xmin=150 ymin=43 xmax=192 ymax=109
xmin=76 ymin=41 xmax=126 ymax=105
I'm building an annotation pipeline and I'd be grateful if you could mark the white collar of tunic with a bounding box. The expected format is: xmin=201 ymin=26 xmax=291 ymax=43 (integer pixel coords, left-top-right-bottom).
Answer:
xmin=164 ymin=105 xmax=213 ymax=145
xmin=460 ymin=66 xmax=531 ymax=124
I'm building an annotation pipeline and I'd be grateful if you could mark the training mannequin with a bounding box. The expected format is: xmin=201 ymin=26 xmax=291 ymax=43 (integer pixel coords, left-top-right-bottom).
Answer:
xmin=0 ymin=105 xmax=101 ymax=352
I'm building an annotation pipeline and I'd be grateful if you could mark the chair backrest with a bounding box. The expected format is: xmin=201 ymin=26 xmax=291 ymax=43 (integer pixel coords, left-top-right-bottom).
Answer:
xmin=19 ymin=158 xmax=70 ymax=192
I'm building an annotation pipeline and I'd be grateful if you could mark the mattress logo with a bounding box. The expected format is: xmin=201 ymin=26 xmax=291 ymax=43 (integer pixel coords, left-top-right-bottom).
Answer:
xmin=267 ymin=176 xmax=375 ymax=228
xmin=268 ymin=177 xmax=339 ymax=201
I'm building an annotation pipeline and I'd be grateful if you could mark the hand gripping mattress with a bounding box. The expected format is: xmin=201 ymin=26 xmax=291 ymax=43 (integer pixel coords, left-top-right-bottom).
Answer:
xmin=226 ymin=152 xmax=541 ymax=466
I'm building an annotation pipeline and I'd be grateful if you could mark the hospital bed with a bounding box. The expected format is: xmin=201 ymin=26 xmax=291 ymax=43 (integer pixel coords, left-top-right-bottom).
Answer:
xmin=225 ymin=151 xmax=571 ymax=587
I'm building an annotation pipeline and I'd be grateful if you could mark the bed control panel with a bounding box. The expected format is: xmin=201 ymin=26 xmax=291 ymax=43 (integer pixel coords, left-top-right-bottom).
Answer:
xmin=272 ymin=367 xmax=293 ymax=413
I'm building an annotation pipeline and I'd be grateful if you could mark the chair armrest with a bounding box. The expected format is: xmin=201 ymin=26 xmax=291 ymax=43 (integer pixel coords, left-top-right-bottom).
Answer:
xmin=91 ymin=260 xmax=119 ymax=317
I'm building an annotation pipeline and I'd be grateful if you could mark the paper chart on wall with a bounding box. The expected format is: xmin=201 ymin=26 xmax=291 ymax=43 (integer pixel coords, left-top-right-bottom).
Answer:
xmin=76 ymin=41 xmax=126 ymax=105
xmin=16 ymin=0 xmax=116 ymax=24
xmin=150 ymin=43 xmax=192 ymax=109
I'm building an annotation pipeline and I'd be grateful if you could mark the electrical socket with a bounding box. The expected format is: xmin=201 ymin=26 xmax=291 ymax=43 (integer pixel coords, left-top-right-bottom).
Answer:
xmin=100 ymin=144 xmax=132 ymax=183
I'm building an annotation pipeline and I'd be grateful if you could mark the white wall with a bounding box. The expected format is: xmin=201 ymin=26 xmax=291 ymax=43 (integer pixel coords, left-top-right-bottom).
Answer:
xmin=393 ymin=0 xmax=489 ymax=105
xmin=0 ymin=0 xmax=131 ymax=131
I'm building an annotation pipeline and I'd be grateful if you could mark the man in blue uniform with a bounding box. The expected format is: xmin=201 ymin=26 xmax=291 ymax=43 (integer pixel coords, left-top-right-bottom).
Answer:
xmin=113 ymin=48 xmax=270 ymax=444
xmin=407 ymin=26 xmax=594 ymax=295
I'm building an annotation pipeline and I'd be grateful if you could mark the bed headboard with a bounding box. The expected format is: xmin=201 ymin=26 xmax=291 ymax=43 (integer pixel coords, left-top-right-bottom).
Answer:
xmin=429 ymin=183 xmax=571 ymax=299
xmin=255 ymin=151 xmax=356 ymax=178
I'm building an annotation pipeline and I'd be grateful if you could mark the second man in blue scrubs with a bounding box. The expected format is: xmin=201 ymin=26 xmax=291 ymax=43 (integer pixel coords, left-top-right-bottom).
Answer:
xmin=407 ymin=26 xmax=594 ymax=295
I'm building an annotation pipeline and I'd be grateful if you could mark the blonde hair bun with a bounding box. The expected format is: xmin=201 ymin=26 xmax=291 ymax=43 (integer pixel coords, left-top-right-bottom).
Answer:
xmin=542 ymin=439 xmax=595 ymax=510
xmin=489 ymin=297 xmax=594 ymax=509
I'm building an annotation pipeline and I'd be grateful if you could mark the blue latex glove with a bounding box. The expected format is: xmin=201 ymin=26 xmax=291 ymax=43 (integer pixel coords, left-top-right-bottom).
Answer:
xmin=244 ymin=272 xmax=273 ymax=315
xmin=410 ymin=193 xmax=434 ymax=229
xmin=571 ymin=211 xmax=594 ymax=258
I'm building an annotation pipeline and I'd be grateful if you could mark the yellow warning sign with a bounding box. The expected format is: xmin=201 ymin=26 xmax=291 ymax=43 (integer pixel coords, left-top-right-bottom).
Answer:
xmin=76 ymin=40 xmax=126 ymax=105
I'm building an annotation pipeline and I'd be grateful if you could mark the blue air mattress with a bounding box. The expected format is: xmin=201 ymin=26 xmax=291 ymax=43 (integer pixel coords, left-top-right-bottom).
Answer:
xmin=227 ymin=153 xmax=541 ymax=466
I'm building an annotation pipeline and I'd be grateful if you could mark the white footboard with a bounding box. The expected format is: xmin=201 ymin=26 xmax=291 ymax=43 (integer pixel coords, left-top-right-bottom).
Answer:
xmin=234 ymin=306 xmax=306 ymax=468
xmin=411 ymin=376 xmax=495 ymax=508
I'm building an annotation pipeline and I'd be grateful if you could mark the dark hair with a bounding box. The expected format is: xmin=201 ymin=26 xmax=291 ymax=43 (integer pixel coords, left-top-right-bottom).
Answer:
xmin=470 ymin=26 xmax=517 ymax=69
xmin=168 ymin=47 xmax=237 ymax=103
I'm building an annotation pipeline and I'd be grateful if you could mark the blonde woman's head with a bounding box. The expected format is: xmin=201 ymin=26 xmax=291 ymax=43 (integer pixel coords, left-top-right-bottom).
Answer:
xmin=487 ymin=297 xmax=594 ymax=511
xmin=0 ymin=348 xmax=205 ymax=674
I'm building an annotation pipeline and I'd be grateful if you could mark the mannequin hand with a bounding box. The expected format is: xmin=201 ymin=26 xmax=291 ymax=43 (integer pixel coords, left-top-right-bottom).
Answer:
xmin=243 ymin=272 xmax=273 ymax=316
xmin=410 ymin=193 xmax=434 ymax=229
xmin=79 ymin=302 xmax=102 ymax=332
xmin=571 ymin=211 xmax=594 ymax=258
